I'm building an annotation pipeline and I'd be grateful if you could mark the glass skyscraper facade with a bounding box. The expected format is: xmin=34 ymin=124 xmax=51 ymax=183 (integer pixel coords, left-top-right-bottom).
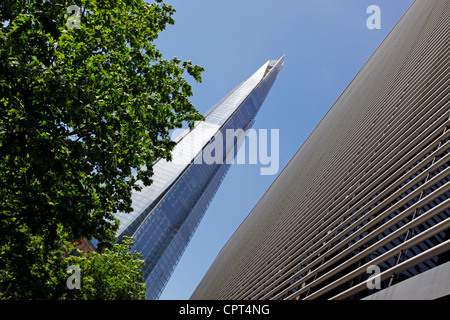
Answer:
xmin=114 ymin=57 xmax=284 ymax=299
xmin=192 ymin=0 xmax=450 ymax=300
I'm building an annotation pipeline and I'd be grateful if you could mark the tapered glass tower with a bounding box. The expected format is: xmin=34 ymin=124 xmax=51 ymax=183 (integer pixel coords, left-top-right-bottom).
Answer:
xmin=192 ymin=0 xmax=450 ymax=300
xmin=114 ymin=57 xmax=284 ymax=299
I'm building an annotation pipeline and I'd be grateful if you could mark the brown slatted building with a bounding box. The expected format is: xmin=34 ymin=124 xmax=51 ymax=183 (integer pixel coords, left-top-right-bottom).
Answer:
xmin=191 ymin=0 xmax=450 ymax=300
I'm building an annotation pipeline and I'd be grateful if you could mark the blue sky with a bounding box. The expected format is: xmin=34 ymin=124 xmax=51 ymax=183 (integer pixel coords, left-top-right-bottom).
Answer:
xmin=154 ymin=0 xmax=414 ymax=300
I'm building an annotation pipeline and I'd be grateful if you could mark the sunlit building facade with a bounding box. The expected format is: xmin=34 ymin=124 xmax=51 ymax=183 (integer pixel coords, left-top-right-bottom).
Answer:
xmin=191 ymin=0 xmax=450 ymax=300
xmin=114 ymin=57 xmax=284 ymax=299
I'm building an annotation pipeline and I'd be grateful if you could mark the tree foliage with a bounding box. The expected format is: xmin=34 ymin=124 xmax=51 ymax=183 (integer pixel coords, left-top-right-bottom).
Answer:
xmin=0 ymin=0 xmax=204 ymax=299
xmin=65 ymin=237 xmax=146 ymax=300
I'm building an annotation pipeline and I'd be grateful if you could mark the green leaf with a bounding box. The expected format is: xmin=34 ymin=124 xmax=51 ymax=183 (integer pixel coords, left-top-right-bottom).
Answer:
xmin=0 ymin=0 xmax=203 ymax=300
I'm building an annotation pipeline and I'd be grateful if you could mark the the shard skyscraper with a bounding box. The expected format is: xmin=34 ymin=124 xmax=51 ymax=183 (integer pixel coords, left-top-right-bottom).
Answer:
xmin=114 ymin=57 xmax=284 ymax=299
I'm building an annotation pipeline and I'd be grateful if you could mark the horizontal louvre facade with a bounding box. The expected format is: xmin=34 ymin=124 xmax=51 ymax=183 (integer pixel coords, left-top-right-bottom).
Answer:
xmin=191 ymin=0 xmax=450 ymax=300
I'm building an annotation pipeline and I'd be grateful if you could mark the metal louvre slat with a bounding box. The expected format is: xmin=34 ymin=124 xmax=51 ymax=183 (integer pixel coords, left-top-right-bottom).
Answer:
xmin=227 ymin=43 xmax=450 ymax=300
xmin=299 ymin=213 xmax=450 ymax=300
xmin=285 ymin=185 xmax=450 ymax=300
xmin=256 ymin=139 xmax=450 ymax=299
xmin=241 ymin=103 xmax=450 ymax=299
xmin=266 ymin=166 xmax=450 ymax=300
xmin=329 ymin=238 xmax=450 ymax=300
xmin=190 ymin=0 xmax=450 ymax=300
xmin=232 ymin=85 xmax=450 ymax=300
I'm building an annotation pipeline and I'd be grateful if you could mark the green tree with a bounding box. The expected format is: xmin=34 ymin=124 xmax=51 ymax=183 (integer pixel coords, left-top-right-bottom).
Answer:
xmin=65 ymin=237 xmax=146 ymax=300
xmin=0 ymin=0 xmax=204 ymax=298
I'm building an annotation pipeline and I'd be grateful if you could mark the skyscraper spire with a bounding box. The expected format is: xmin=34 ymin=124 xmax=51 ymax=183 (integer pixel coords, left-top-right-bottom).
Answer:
xmin=114 ymin=56 xmax=284 ymax=299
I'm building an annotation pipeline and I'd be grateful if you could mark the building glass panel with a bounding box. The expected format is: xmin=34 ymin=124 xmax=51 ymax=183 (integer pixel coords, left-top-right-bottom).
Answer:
xmin=113 ymin=57 xmax=284 ymax=299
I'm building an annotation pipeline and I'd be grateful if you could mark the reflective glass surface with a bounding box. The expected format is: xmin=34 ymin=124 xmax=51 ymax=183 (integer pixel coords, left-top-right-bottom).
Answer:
xmin=114 ymin=57 xmax=284 ymax=299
